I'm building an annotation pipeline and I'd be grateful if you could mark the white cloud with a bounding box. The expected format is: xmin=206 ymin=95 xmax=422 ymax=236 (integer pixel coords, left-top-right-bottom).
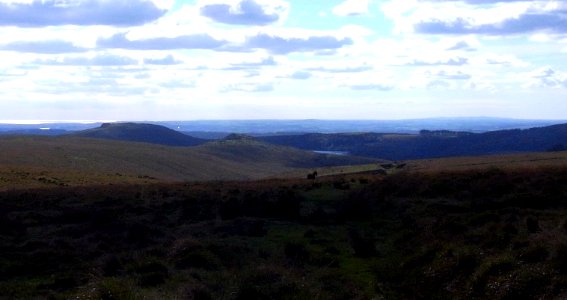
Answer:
xmin=384 ymin=0 xmax=567 ymax=36
xmin=333 ymin=0 xmax=370 ymax=17
xmin=0 ymin=0 xmax=167 ymax=27
xmin=524 ymin=67 xmax=567 ymax=88
xmin=198 ymin=0 xmax=289 ymax=26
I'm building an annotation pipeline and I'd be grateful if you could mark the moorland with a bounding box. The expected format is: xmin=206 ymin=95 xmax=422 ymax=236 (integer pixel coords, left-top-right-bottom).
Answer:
xmin=1 ymin=121 xmax=567 ymax=299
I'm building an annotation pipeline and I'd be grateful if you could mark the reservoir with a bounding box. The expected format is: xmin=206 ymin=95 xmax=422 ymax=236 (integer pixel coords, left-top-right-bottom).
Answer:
xmin=313 ymin=150 xmax=349 ymax=156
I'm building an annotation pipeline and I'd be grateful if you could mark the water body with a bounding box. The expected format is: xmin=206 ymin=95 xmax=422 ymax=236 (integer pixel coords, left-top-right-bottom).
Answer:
xmin=313 ymin=150 xmax=349 ymax=156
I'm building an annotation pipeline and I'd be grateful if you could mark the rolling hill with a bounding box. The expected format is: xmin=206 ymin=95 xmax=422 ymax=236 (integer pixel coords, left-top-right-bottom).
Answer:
xmin=0 ymin=135 xmax=379 ymax=190
xmin=71 ymin=122 xmax=207 ymax=146
xmin=259 ymin=123 xmax=567 ymax=160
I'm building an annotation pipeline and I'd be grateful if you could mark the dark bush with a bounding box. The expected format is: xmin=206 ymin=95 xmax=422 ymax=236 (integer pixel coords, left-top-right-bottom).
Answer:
xmin=526 ymin=217 xmax=541 ymax=233
xmin=101 ymin=255 xmax=124 ymax=276
xmin=182 ymin=284 xmax=212 ymax=300
xmin=173 ymin=250 xmax=221 ymax=270
xmin=552 ymin=242 xmax=567 ymax=274
xmin=214 ymin=218 xmax=267 ymax=237
xmin=348 ymin=229 xmax=376 ymax=257
xmin=520 ymin=244 xmax=549 ymax=263
xmin=284 ymin=242 xmax=310 ymax=266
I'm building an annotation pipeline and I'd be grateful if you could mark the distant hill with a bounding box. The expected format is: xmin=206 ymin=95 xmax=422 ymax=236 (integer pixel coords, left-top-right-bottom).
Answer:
xmin=155 ymin=118 xmax=566 ymax=134
xmin=0 ymin=129 xmax=67 ymax=136
xmin=259 ymin=123 xmax=567 ymax=160
xmin=71 ymin=122 xmax=206 ymax=146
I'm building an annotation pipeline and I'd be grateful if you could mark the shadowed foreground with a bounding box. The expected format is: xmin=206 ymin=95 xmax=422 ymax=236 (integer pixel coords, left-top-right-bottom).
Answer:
xmin=1 ymin=168 xmax=567 ymax=299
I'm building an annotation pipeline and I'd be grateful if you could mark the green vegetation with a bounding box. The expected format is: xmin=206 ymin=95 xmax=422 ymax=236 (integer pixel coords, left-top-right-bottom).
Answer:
xmin=1 ymin=167 xmax=567 ymax=299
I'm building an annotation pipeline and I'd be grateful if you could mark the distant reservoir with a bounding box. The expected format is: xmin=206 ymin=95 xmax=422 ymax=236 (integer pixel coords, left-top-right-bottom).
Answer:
xmin=312 ymin=150 xmax=349 ymax=156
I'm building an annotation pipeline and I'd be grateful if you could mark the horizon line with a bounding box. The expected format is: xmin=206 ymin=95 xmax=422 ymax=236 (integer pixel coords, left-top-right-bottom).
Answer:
xmin=1 ymin=116 xmax=567 ymax=125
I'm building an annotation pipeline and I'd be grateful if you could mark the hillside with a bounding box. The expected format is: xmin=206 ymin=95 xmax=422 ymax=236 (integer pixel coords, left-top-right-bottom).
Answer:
xmin=0 ymin=136 xmax=379 ymax=190
xmin=2 ymin=167 xmax=567 ymax=299
xmin=196 ymin=137 xmax=377 ymax=169
xmin=71 ymin=122 xmax=207 ymax=146
xmin=259 ymin=123 xmax=567 ymax=160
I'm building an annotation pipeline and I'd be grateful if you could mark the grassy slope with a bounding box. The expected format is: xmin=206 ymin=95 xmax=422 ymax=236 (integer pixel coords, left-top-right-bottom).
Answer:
xmin=0 ymin=136 xmax=376 ymax=190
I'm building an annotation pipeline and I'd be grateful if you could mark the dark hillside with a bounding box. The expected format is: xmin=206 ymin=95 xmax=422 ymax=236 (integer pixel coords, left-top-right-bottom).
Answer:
xmin=71 ymin=122 xmax=206 ymax=146
xmin=259 ymin=123 xmax=567 ymax=160
xmin=195 ymin=138 xmax=378 ymax=168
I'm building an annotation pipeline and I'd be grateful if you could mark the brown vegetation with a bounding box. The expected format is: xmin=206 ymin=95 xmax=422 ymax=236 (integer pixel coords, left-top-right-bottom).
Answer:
xmin=1 ymin=166 xmax=567 ymax=299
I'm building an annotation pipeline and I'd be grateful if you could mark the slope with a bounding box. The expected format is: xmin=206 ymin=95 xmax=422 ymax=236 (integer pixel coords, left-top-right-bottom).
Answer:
xmin=0 ymin=135 xmax=379 ymax=190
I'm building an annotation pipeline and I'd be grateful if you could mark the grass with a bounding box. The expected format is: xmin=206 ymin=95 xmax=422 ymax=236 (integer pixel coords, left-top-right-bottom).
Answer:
xmin=406 ymin=150 xmax=567 ymax=172
xmin=0 ymin=135 xmax=377 ymax=190
xmin=2 ymin=151 xmax=567 ymax=298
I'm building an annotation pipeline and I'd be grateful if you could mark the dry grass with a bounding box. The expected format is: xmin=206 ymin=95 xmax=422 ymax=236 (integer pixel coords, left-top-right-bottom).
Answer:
xmin=406 ymin=151 xmax=567 ymax=173
xmin=0 ymin=136 xmax=376 ymax=190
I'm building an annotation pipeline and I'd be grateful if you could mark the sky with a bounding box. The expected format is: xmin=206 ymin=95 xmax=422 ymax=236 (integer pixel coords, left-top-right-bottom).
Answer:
xmin=0 ymin=0 xmax=566 ymax=121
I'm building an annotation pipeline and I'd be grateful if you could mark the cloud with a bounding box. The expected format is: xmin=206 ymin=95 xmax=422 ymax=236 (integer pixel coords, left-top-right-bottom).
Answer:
xmin=308 ymin=64 xmax=373 ymax=73
xmin=200 ymin=0 xmax=287 ymax=26
xmin=0 ymin=0 xmax=166 ymax=27
xmin=221 ymin=82 xmax=274 ymax=92
xmin=427 ymin=80 xmax=452 ymax=89
xmin=432 ymin=0 xmax=537 ymax=3
xmin=528 ymin=67 xmax=567 ymax=88
xmin=409 ymin=57 xmax=469 ymax=66
xmin=0 ymin=40 xmax=87 ymax=54
xmin=98 ymin=33 xmax=227 ymax=50
xmin=333 ymin=0 xmax=370 ymax=16
xmin=224 ymin=56 xmax=276 ymax=70
xmin=160 ymin=79 xmax=197 ymax=89
xmin=35 ymin=77 xmax=153 ymax=96
xmin=350 ymin=84 xmax=394 ymax=91
xmin=244 ymin=33 xmax=353 ymax=54
xmin=144 ymin=55 xmax=182 ymax=65
xmin=415 ymin=10 xmax=567 ymax=35
xmin=289 ymin=71 xmax=312 ymax=79
xmin=36 ymin=54 xmax=138 ymax=66
xmin=446 ymin=41 xmax=476 ymax=51
xmin=435 ymin=70 xmax=472 ymax=80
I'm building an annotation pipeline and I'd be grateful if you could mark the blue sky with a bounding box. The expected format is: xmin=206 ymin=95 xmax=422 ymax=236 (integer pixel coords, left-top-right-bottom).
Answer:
xmin=0 ymin=0 xmax=566 ymax=121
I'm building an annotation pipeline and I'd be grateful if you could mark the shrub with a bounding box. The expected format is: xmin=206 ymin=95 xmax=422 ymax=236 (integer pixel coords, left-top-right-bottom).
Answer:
xmin=348 ymin=229 xmax=376 ymax=258
xmin=284 ymin=242 xmax=310 ymax=266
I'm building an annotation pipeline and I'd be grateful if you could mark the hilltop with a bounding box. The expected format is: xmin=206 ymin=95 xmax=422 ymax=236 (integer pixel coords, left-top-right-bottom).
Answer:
xmin=71 ymin=122 xmax=207 ymax=146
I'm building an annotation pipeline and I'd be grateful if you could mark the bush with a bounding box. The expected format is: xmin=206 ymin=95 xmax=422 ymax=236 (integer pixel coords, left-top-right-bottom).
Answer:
xmin=284 ymin=242 xmax=310 ymax=266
